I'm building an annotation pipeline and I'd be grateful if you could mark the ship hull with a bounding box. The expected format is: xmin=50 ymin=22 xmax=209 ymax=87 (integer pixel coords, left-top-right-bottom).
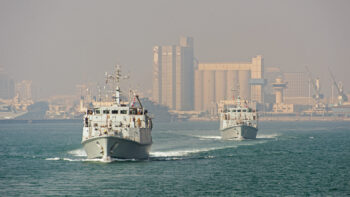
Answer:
xmin=82 ymin=136 xmax=152 ymax=160
xmin=220 ymin=125 xmax=258 ymax=140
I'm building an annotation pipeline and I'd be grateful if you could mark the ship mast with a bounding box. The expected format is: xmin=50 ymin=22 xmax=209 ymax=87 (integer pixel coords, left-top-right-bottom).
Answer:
xmin=231 ymin=83 xmax=240 ymax=106
xmin=105 ymin=65 xmax=129 ymax=106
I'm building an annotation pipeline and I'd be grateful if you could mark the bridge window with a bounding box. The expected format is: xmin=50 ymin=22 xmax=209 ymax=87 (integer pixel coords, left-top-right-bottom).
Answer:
xmin=112 ymin=110 xmax=118 ymax=114
xmin=129 ymin=108 xmax=137 ymax=115
xmin=87 ymin=109 xmax=93 ymax=115
xmin=94 ymin=109 xmax=100 ymax=114
xmin=103 ymin=110 xmax=110 ymax=114
xmin=120 ymin=110 xmax=127 ymax=114
xmin=237 ymin=110 xmax=241 ymax=112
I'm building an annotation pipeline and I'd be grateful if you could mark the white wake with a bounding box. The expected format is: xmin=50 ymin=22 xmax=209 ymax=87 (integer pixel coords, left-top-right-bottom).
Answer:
xmin=150 ymin=145 xmax=238 ymax=158
xmin=192 ymin=135 xmax=222 ymax=140
xmin=68 ymin=148 xmax=87 ymax=157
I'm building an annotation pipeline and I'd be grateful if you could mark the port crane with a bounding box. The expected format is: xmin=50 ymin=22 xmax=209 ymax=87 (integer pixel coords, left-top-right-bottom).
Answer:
xmin=305 ymin=66 xmax=326 ymax=113
xmin=328 ymin=68 xmax=348 ymax=106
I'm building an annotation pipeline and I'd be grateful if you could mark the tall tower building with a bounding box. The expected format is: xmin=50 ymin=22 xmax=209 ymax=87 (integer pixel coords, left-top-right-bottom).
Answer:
xmin=15 ymin=80 xmax=32 ymax=101
xmin=0 ymin=68 xmax=15 ymax=99
xmin=272 ymin=76 xmax=294 ymax=113
xmin=272 ymin=77 xmax=287 ymax=105
xmin=152 ymin=36 xmax=194 ymax=110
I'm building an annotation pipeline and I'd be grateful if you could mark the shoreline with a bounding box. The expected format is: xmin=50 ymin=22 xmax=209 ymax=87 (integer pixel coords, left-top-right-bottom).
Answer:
xmin=187 ymin=116 xmax=350 ymax=122
xmin=259 ymin=116 xmax=350 ymax=122
xmin=1 ymin=116 xmax=350 ymax=123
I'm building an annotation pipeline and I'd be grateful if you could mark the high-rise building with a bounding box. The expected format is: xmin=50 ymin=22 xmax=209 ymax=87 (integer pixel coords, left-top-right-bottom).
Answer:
xmin=0 ymin=68 xmax=15 ymax=99
xmin=152 ymin=36 xmax=194 ymax=110
xmin=15 ymin=80 xmax=32 ymax=101
xmin=283 ymin=72 xmax=309 ymax=105
xmin=194 ymin=55 xmax=264 ymax=112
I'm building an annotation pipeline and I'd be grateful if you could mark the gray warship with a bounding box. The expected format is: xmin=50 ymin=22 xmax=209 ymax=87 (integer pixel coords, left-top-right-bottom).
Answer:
xmin=219 ymin=96 xmax=258 ymax=140
xmin=82 ymin=66 xmax=152 ymax=160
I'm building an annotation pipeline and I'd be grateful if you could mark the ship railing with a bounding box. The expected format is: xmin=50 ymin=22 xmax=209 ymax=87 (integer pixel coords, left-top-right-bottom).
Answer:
xmin=89 ymin=119 xmax=152 ymax=129
xmin=85 ymin=123 xmax=151 ymax=141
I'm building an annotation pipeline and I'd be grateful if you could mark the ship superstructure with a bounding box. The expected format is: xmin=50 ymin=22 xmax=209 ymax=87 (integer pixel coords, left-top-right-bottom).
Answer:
xmin=219 ymin=97 xmax=258 ymax=140
xmin=82 ymin=66 xmax=152 ymax=160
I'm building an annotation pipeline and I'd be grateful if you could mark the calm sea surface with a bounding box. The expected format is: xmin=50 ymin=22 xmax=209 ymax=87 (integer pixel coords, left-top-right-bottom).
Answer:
xmin=0 ymin=120 xmax=349 ymax=196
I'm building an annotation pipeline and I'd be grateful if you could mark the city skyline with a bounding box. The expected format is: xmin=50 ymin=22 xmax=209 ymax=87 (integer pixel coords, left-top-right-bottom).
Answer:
xmin=1 ymin=0 xmax=350 ymax=98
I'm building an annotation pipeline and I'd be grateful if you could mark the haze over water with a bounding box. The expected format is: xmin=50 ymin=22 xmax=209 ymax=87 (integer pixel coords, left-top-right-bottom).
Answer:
xmin=1 ymin=0 xmax=349 ymax=97
xmin=1 ymin=1 xmax=350 ymax=196
xmin=0 ymin=121 xmax=349 ymax=196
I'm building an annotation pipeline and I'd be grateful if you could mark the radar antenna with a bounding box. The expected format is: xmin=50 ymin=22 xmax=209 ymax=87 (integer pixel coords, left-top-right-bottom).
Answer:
xmin=231 ymin=83 xmax=240 ymax=100
xmin=105 ymin=65 xmax=129 ymax=105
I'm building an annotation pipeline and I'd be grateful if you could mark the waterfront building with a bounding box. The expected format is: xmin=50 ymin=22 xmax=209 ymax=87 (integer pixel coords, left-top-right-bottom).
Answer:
xmin=15 ymin=80 xmax=32 ymax=101
xmin=264 ymin=67 xmax=282 ymax=104
xmin=272 ymin=77 xmax=294 ymax=113
xmin=152 ymin=36 xmax=194 ymax=110
xmin=283 ymin=72 xmax=310 ymax=105
xmin=194 ymin=55 xmax=264 ymax=112
xmin=0 ymin=68 xmax=15 ymax=99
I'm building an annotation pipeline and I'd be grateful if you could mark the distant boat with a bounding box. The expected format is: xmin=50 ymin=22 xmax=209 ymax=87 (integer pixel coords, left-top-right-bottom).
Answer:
xmin=81 ymin=66 xmax=153 ymax=160
xmin=219 ymin=96 xmax=258 ymax=140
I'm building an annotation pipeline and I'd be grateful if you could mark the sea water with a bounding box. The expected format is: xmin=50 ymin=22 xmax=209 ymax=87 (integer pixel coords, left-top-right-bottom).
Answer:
xmin=0 ymin=120 xmax=349 ymax=196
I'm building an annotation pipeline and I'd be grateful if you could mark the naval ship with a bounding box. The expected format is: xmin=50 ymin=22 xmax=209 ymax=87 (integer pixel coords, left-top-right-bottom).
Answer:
xmin=82 ymin=66 xmax=152 ymax=160
xmin=219 ymin=96 xmax=258 ymax=140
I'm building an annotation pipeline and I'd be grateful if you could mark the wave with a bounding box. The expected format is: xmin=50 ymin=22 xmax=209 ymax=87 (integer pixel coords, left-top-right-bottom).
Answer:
xmin=192 ymin=135 xmax=222 ymax=140
xmin=46 ymin=157 xmax=84 ymax=162
xmin=193 ymin=134 xmax=279 ymax=141
xmin=150 ymin=150 xmax=197 ymax=157
xmin=82 ymin=158 xmax=133 ymax=163
xmin=46 ymin=141 xmax=263 ymax=163
xmin=68 ymin=148 xmax=87 ymax=157
xmin=256 ymin=133 xmax=280 ymax=139
xmin=45 ymin=157 xmax=60 ymax=161
xmin=150 ymin=145 xmax=238 ymax=158
xmin=46 ymin=154 xmax=141 ymax=163
xmin=48 ymin=135 xmax=271 ymax=163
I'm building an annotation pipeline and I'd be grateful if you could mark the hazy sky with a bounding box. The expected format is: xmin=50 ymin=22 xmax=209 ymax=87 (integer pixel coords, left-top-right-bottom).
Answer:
xmin=1 ymin=0 xmax=349 ymax=98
